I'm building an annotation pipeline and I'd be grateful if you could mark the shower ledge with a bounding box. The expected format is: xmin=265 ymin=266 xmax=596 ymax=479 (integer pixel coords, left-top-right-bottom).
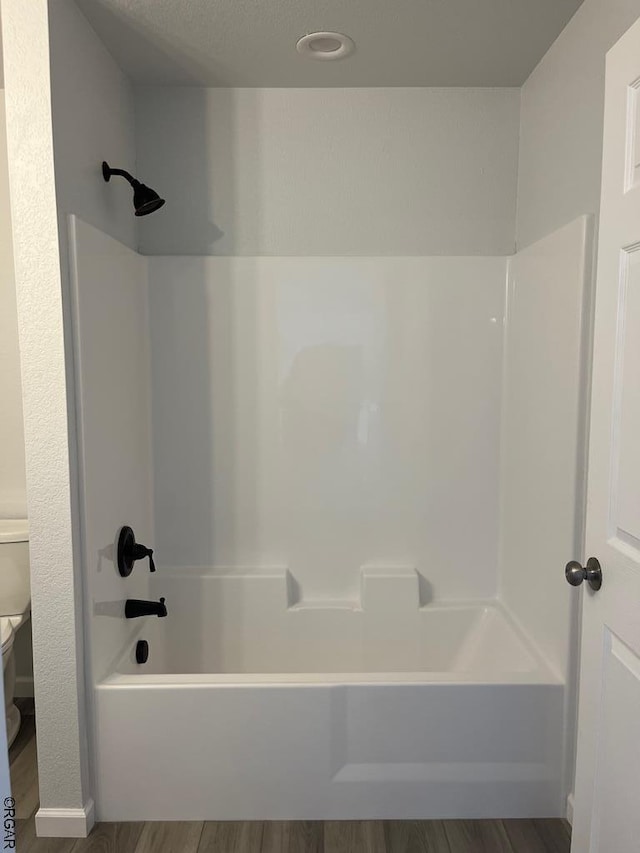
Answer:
xmin=153 ymin=565 xmax=427 ymax=611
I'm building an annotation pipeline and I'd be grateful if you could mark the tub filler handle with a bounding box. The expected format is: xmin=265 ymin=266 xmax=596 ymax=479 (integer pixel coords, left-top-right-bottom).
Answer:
xmin=117 ymin=525 xmax=156 ymax=576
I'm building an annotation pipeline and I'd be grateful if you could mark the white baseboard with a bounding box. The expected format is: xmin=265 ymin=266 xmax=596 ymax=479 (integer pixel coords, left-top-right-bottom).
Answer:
xmin=566 ymin=792 xmax=574 ymax=826
xmin=35 ymin=799 xmax=95 ymax=838
xmin=14 ymin=675 xmax=34 ymax=698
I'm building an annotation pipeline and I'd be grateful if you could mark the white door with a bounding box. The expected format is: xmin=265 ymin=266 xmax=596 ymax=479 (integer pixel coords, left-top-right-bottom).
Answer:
xmin=571 ymin=15 xmax=640 ymax=853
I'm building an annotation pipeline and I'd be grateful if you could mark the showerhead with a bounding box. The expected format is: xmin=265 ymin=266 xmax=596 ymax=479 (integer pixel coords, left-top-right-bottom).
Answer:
xmin=132 ymin=183 xmax=165 ymax=217
xmin=102 ymin=161 xmax=166 ymax=217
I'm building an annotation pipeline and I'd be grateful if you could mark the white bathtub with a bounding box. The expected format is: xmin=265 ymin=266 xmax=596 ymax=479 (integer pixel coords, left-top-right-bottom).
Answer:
xmin=92 ymin=569 xmax=564 ymax=821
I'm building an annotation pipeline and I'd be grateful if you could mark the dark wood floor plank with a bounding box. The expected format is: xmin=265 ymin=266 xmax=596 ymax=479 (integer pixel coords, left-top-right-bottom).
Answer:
xmin=530 ymin=820 xmax=571 ymax=853
xmin=10 ymin=734 xmax=39 ymax=819
xmin=261 ymin=821 xmax=323 ymax=853
xmin=198 ymin=822 xmax=263 ymax=852
xmin=384 ymin=820 xmax=451 ymax=852
xmin=16 ymin=816 xmax=77 ymax=853
xmin=72 ymin=821 xmax=144 ymax=853
xmin=443 ymin=820 xmax=514 ymax=853
xmin=134 ymin=821 xmax=204 ymax=853
xmin=324 ymin=821 xmax=386 ymax=853
xmin=502 ymin=820 xmax=553 ymax=853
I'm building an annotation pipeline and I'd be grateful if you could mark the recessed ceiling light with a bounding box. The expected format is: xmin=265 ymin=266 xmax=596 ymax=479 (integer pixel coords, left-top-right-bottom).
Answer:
xmin=296 ymin=32 xmax=355 ymax=61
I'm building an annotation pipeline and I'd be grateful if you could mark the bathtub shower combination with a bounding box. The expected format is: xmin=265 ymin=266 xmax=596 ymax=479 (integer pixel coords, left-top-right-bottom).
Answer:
xmin=71 ymin=212 xmax=589 ymax=821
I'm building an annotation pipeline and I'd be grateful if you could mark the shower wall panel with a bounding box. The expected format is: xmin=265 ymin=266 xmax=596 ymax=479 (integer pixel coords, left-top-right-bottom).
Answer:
xmin=500 ymin=216 xmax=592 ymax=681
xmin=70 ymin=217 xmax=154 ymax=683
xmin=148 ymin=256 xmax=507 ymax=602
xmin=499 ymin=216 xmax=592 ymax=808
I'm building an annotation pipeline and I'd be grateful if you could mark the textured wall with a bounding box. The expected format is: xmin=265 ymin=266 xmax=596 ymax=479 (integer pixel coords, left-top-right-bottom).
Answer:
xmin=516 ymin=0 xmax=640 ymax=249
xmin=136 ymin=87 xmax=520 ymax=257
xmin=0 ymin=92 xmax=26 ymax=517
xmin=1 ymin=0 xmax=90 ymax=817
xmin=0 ymin=89 xmax=31 ymax=697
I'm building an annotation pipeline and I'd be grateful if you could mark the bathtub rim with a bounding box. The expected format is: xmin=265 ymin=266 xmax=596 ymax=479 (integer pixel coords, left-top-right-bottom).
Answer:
xmin=102 ymin=597 xmax=562 ymax=686
xmin=100 ymin=667 xmax=562 ymax=687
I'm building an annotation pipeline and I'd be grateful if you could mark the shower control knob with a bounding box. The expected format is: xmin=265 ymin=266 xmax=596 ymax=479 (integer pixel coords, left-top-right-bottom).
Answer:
xmin=117 ymin=526 xmax=156 ymax=577
xmin=565 ymin=557 xmax=602 ymax=591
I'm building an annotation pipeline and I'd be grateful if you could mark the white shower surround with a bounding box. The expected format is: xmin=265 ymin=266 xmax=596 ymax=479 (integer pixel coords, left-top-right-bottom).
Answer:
xmin=70 ymin=216 xmax=589 ymax=821
xmin=148 ymin=254 xmax=505 ymax=602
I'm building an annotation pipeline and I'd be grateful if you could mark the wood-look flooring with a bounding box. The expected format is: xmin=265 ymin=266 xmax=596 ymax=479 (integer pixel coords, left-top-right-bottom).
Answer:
xmin=10 ymin=704 xmax=572 ymax=852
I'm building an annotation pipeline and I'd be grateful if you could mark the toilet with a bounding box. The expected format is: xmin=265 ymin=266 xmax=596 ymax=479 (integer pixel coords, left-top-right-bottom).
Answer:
xmin=0 ymin=519 xmax=31 ymax=747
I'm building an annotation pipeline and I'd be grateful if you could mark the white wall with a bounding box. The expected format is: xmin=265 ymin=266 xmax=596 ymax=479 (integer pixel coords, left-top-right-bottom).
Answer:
xmin=516 ymin=0 xmax=640 ymax=249
xmin=149 ymin=256 xmax=506 ymax=601
xmin=0 ymin=92 xmax=26 ymax=517
xmin=1 ymin=0 xmax=92 ymax=829
xmin=136 ymin=88 xmax=520 ymax=257
xmin=48 ymin=2 xmax=137 ymax=251
xmin=0 ymin=89 xmax=32 ymax=697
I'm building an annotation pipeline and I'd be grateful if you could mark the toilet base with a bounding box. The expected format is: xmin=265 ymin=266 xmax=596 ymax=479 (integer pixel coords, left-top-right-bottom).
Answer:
xmin=2 ymin=615 xmax=26 ymax=748
xmin=6 ymin=703 xmax=20 ymax=748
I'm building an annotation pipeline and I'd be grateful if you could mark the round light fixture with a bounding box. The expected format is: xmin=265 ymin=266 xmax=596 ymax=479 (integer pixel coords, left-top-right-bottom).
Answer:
xmin=296 ymin=32 xmax=355 ymax=61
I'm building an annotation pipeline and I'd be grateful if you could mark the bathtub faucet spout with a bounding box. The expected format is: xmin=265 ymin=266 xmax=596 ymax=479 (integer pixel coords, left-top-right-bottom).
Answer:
xmin=125 ymin=597 xmax=167 ymax=618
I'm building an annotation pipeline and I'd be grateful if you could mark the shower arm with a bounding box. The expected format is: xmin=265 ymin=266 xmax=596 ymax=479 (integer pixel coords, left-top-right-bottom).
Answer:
xmin=102 ymin=163 xmax=138 ymax=187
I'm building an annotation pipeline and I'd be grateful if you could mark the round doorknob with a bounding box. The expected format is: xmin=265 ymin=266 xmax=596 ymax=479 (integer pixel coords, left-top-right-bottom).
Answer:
xmin=565 ymin=557 xmax=602 ymax=591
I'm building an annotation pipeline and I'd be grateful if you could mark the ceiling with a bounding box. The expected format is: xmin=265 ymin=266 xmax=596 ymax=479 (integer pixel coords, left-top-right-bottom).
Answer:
xmin=75 ymin=0 xmax=584 ymax=88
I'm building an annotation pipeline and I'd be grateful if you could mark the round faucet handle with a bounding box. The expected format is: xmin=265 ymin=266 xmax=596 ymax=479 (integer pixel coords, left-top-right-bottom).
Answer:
xmin=117 ymin=526 xmax=156 ymax=576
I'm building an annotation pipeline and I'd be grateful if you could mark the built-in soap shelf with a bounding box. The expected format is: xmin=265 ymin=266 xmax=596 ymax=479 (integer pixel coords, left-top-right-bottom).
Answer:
xmin=147 ymin=565 xmax=499 ymax=673
xmin=151 ymin=565 xmax=426 ymax=611
xmin=287 ymin=599 xmax=361 ymax=612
